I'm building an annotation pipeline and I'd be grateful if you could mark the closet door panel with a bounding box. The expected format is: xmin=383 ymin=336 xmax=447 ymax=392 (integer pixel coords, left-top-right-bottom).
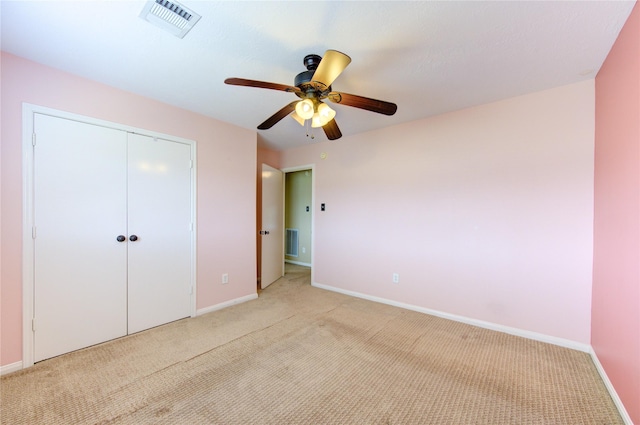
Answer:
xmin=127 ymin=134 xmax=192 ymax=334
xmin=33 ymin=114 xmax=128 ymax=362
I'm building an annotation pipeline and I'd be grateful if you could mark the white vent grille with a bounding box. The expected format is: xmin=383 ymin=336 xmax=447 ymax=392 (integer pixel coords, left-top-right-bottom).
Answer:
xmin=286 ymin=229 xmax=299 ymax=257
xmin=139 ymin=0 xmax=201 ymax=39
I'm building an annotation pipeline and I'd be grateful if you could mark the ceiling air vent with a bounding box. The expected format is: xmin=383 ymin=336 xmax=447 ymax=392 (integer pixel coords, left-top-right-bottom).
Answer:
xmin=139 ymin=0 xmax=201 ymax=39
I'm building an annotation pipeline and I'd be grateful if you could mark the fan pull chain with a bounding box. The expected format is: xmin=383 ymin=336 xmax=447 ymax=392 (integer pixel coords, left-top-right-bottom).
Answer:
xmin=305 ymin=119 xmax=314 ymax=139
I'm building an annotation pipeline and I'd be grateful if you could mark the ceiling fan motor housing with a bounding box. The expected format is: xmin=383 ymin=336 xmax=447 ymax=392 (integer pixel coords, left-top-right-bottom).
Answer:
xmin=295 ymin=54 xmax=330 ymax=95
xmin=294 ymin=70 xmax=315 ymax=88
xmin=303 ymin=54 xmax=322 ymax=70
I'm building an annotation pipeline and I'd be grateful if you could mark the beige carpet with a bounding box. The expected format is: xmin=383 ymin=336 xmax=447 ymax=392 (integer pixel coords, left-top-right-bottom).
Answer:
xmin=1 ymin=265 xmax=622 ymax=424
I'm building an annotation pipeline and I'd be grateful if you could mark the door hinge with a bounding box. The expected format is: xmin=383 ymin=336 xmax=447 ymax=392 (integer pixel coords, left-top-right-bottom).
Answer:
xmin=32 ymin=318 xmax=36 ymax=332
xmin=190 ymin=285 xmax=194 ymax=295
xmin=32 ymin=133 xmax=36 ymax=146
xmin=189 ymin=160 xmax=193 ymax=169
xmin=32 ymin=226 xmax=37 ymax=239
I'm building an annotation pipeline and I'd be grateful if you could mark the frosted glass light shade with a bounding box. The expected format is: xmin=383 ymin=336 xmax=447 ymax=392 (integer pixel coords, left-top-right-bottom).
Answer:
xmin=311 ymin=114 xmax=322 ymax=128
xmin=295 ymin=99 xmax=314 ymax=120
xmin=311 ymin=103 xmax=336 ymax=128
xmin=291 ymin=111 xmax=305 ymax=126
xmin=318 ymin=103 xmax=335 ymax=122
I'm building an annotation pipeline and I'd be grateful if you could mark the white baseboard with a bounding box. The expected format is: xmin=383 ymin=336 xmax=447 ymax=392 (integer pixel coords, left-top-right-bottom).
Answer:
xmin=0 ymin=361 xmax=23 ymax=376
xmin=312 ymin=282 xmax=591 ymax=353
xmin=2 ymin=294 xmax=258 ymax=376
xmin=3 ymin=284 xmax=633 ymax=423
xmin=590 ymin=348 xmax=633 ymax=424
xmin=196 ymin=293 xmax=258 ymax=316
xmin=312 ymin=282 xmax=638 ymax=421
xmin=285 ymin=260 xmax=311 ymax=267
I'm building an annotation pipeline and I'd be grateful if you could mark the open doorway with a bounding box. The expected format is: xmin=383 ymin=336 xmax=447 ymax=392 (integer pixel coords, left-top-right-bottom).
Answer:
xmin=282 ymin=164 xmax=314 ymax=286
xmin=257 ymin=163 xmax=314 ymax=292
xmin=284 ymin=169 xmax=312 ymax=268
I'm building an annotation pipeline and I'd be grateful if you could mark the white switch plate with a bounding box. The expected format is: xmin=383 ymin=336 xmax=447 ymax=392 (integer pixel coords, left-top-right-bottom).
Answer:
xmin=222 ymin=273 xmax=229 ymax=284
xmin=392 ymin=273 xmax=399 ymax=284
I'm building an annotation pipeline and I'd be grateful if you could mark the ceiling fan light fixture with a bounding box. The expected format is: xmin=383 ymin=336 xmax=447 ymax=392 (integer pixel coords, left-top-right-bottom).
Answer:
xmin=224 ymin=49 xmax=397 ymax=140
xmin=311 ymin=103 xmax=336 ymax=128
xmin=291 ymin=111 xmax=306 ymax=126
xmin=295 ymin=99 xmax=314 ymax=120
xmin=311 ymin=114 xmax=323 ymax=128
xmin=318 ymin=103 xmax=336 ymax=122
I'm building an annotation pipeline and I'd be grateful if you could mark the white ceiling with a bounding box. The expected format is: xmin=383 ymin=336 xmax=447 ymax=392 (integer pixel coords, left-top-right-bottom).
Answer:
xmin=1 ymin=1 xmax=635 ymax=151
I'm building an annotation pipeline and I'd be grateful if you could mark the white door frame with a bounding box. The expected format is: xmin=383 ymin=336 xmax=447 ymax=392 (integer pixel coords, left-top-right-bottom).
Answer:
xmin=281 ymin=164 xmax=315 ymax=283
xmin=22 ymin=103 xmax=197 ymax=369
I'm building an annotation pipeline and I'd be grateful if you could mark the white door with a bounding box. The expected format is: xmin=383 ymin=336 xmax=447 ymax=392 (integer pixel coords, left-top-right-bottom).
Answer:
xmin=32 ymin=114 xmax=194 ymax=362
xmin=33 ymin=114 xmax=128 ymax=362
xmin=127 ymin=134 xmax=192 ymax=334
xmin=261 ymin=164 xmax=284 ymax=289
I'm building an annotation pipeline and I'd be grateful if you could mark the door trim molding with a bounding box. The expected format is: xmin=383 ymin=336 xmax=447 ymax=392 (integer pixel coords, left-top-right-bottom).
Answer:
xmin=22 ymin=103 xmax=197 ymax=369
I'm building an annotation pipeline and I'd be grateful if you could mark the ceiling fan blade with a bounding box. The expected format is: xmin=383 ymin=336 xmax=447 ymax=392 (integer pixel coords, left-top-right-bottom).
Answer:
xmin=225 ymin=78 xmax=301 ymax=94
xmin=327 ymin=92 xmax=397 ymax=116
xmin=311 ymin=50 xmax=351 ymax=88
xmin=322 ymin=118 xmax=342 ymax=140
xmin=258 ymin=101 xmax=299 ymax=130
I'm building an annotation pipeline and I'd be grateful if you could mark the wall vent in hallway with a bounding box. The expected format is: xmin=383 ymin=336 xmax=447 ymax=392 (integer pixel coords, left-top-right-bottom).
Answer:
xmin=286 ymin=229 xmax=299 ymax=257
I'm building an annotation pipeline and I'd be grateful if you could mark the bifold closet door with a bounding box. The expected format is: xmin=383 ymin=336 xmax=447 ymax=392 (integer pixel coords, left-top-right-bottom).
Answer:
xmin=33 ymin=114 xmax=128 ymax=362
xmin=126 ymin=134 xmax=192 ymax=334
xmin=33 ymin=116 xmax=193 ymax=362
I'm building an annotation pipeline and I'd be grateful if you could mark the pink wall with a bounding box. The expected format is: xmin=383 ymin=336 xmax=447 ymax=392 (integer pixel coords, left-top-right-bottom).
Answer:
xmin=593 ymin=3 xmax=640 ymax=422
xmin=281 ymin=80 xmax=596 ymax=344
xmin=0 ymin=52 xmax=257 ymax=367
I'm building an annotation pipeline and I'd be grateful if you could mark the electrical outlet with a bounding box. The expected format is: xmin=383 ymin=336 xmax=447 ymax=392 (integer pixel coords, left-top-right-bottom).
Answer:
xmin=302 ymin=247 xmax=306 ymax=254
xmin=392 ymin=273 xmax=399 ymax=284
xmin=222 ymin=273 xmax=229 ymax=284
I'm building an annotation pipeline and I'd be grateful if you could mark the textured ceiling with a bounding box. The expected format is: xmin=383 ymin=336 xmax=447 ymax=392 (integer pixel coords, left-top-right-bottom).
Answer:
xmin=1 ymin=1 xmax=635 ymax=150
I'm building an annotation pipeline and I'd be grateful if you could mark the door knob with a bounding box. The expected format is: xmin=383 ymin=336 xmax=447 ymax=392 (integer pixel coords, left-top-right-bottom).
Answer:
xmin=116 ymin=235 xmax=126 ymax=242
xmin=129 ymin=235 xmax=138 ymax=242
xmin=260 ymin=230 xmax=270 ymax=235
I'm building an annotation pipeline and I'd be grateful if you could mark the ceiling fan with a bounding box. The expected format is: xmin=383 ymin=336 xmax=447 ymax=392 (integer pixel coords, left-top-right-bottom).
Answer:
xmin=224 ymin=50 xmax=397 ymax=140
